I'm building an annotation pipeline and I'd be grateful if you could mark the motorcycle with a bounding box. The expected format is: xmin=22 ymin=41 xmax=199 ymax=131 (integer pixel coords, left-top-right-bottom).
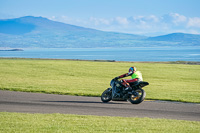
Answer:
xmin=101 ymin=79 xmax=149 ymax=104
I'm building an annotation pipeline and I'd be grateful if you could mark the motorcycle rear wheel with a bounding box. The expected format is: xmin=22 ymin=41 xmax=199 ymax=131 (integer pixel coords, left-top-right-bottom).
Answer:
xmin=101 ymin=88 xmax=112 ymax=103
xmin=129 ymin=88 xmax=146 ymax=104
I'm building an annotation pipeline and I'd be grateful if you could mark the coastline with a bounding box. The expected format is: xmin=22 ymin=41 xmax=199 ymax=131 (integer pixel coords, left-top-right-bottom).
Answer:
xmin=0 ymin=48 xmax=23 ymax=51
xmin=0 ymin=47 xmax=199 ymax=62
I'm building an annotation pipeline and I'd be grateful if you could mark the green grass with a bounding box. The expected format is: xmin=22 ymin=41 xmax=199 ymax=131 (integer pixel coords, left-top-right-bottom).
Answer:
xmin=0 ymin=58 xmax=200 ymax=103
xmin=0 ymin=112 xmax=199 ymax=133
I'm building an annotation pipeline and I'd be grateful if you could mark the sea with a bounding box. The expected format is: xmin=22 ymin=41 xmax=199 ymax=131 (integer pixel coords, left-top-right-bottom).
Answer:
xmin=0 ymin=47 xmax=200 ymax=62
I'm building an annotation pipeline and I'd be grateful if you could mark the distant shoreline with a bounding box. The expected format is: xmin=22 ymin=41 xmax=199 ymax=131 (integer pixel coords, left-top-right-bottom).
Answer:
xmin=0 ymin=57 xmax=199 ymax=65
xmin=0 ymin=49 xmax=24 ymax=51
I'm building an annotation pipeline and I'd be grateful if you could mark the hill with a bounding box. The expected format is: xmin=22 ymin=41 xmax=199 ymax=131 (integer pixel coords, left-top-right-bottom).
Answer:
xmin=0 ymin=16 xmax=199 ymax=48
xmin=147 ymin=33 xmax=200 ymax=46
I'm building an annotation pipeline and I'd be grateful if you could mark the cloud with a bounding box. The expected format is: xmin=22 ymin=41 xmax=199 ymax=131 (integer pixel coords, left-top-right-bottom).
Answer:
xmin=49 ymin=13 xmax=200 ymax=36
xmin=129 ymin=15 xmax=160 ymax=24
xmin=187 ymin=17 xmax=200 ymax=28
xmin=169 ymin=13 xmax=187 ymax=24
xmin=89 ymin=17 xmax=129 ymax=26
xmin=115 ymin=17 xmax=129 ymax=25
xmin=89 ymin=17 xmax=111 ymax=25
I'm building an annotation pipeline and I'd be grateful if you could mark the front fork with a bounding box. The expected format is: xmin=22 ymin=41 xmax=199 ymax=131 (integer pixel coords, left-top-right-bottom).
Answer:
xmin=107 ymin=88 xmax=112 ymax=92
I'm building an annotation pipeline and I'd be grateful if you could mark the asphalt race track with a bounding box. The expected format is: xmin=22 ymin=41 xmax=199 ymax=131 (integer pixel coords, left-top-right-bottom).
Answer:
xmin=0 ymin=90 xmax=199 ymax=121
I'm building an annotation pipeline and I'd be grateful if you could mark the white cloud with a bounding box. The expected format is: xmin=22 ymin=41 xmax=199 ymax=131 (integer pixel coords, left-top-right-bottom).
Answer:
xmin=49 ymin=13 xmax=200 ymax=36
xmin=187 ymin=17 xmax=200 ymax=28
xmin=89 ymin=17 xmax=129 ymax=26
xmin=89 ymin=17 xmax=111 ymax=25
xmin=115 ymin=17 xmax=129 ymax=25
xmin=148 ymin=15 xmax=159 ymax=22
xmin=130 ymin=15 xmax=159 ymax=23
xmin=50 ymin=16 xmax=56 ymax=19
xmin=170 ymin=13 xmax=187 ymax=24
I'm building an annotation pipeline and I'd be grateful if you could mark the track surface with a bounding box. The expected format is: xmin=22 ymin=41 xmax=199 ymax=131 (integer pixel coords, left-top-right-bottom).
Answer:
xmin=0 ymin=90 xmax=199 ymax=121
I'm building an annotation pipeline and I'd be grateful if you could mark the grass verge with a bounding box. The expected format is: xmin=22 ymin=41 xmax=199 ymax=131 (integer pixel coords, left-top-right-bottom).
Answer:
xmin=0 ymin=112 xmax=200 ymax=133
xmin=0 ymin=58 xmax=200 ymax=103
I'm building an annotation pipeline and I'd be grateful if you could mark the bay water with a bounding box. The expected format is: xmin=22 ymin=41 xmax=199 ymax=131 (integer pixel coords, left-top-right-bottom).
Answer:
xmin=0 ymin=47 xmax=200 ymax=62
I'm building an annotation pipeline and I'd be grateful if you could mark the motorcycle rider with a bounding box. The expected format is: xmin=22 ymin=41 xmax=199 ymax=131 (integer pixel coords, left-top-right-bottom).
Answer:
xmin=114 ymin=66 xmax=143 ymax=92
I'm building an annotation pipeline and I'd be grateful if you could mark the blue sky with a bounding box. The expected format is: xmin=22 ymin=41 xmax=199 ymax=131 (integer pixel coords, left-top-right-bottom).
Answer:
xmin=0 ymin=0 xmax=200 ymax=36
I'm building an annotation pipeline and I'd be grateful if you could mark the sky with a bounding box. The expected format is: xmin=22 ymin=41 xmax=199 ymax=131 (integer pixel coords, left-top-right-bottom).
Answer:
xmin=0 ymin=0 xmax=200 ymax=36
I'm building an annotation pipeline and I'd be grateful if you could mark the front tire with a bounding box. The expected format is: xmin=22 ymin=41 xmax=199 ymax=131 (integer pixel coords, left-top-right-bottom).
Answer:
xmin=129 ymin=88 xmax=146 ymax=104
xmin=101 ymin=88 xmax=112 ymax=103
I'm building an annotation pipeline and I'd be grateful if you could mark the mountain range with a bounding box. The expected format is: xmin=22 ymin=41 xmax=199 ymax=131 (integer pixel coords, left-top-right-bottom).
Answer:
xmin=0 ymin=16 xmax=200 ymax=48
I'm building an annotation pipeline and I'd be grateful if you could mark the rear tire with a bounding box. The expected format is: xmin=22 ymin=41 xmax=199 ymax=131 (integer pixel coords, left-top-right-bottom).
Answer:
xmin=101 ymin=88 xmax=112 ymax=103
xmin=129 ymin=88 xmax=146 ymax=104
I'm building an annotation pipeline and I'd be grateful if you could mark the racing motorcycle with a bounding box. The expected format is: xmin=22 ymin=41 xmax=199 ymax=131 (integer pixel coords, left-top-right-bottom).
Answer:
xmin=101 ymin=78 xmax=149 ymax=104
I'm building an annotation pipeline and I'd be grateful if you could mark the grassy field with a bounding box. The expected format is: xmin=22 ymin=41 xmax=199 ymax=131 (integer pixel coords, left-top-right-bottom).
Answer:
xmin=0 ymin=58 xmax=200 ymax=103
xmin=0 ymin=112 xmax=199 ymax=133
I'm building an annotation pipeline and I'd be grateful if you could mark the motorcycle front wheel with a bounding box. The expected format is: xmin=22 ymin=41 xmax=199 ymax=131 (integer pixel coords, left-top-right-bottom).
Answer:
xmin=101 ymin=88 xmax=112 ymax=103
xmin=129 ymin=88 xmax=146 ymax=104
